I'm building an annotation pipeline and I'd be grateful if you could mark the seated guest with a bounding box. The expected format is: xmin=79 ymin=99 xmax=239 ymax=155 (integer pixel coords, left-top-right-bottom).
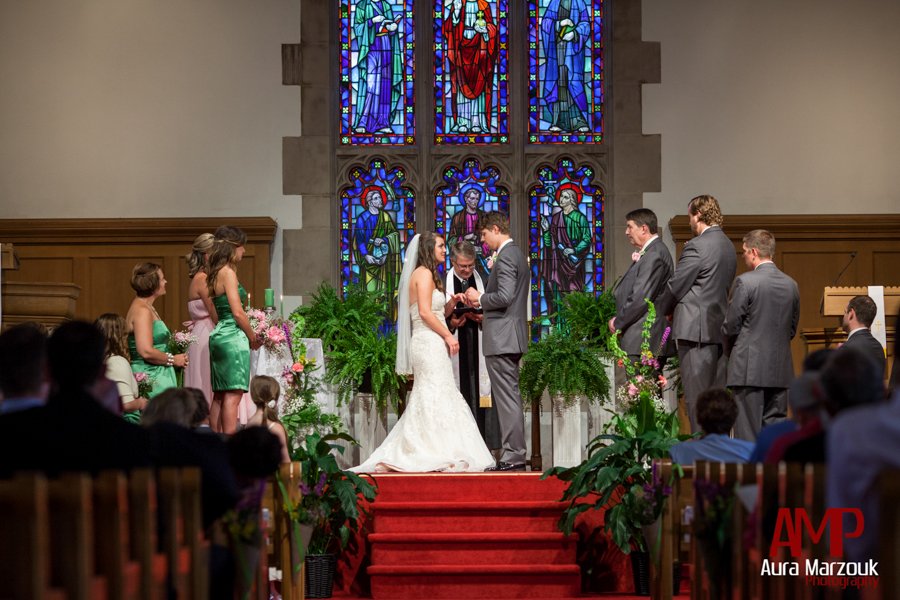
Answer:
xmin=96 ymin=313 xmax=148 ymax=421
xmin=749 ymin=350 xmax=831 ymax=462
xmin=669 ymin=388 xmax=754 ymax=465
xmin=246 ymin=375 xmax=291 ymax=463
xmin=0 ymin=320 xmax=153 ymax=478
xmin=187 ymin=387 xmax=214 ymax=431
xmin=141 ymin=387 xmax=197 ymax=427
xmin=841 ymin=295 xmax=886 ymax=379
xmin=827 ymin=331 xmax=900 ymax=561
xmin=767 ymin=347 xmax=883 ymax=464
xmin=0 ymin=322 xmax=48 ymax=414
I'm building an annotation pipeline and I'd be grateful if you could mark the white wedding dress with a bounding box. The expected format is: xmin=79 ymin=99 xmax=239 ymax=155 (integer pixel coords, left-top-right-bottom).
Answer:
xmin=351 ymin=289 xmax=496 ymax=473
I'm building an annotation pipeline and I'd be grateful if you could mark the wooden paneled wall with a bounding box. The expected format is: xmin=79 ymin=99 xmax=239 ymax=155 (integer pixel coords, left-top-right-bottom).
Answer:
xmin=0 ymin=218 xmax=277 ymax=329
xmin=669 ymin=214 xmax=900 ymax=377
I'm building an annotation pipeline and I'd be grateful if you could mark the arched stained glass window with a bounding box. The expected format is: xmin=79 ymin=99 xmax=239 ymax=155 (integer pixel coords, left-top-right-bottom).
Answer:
xmin=434 ymin=158 xmax=509 ymax=279
xmin=529 ymin=158 xmax=604 ymax=332
xmin=340 ymin=160 xmax=416 ymax=320
xmin=434 ymin=0 xmax=509 ymax=145
xmin=340 ymin=1 xmax=416 ymax=145
xmin=528 ymin=0 xmax=604 ymax=144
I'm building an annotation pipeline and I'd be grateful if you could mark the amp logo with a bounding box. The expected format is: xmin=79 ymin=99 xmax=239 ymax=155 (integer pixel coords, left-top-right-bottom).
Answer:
xmin=769 ymin=508 xmax=864 ymax=558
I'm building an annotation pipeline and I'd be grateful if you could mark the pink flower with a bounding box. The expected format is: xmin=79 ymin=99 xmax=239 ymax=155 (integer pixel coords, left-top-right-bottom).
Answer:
xmin=636 ymin=375 xmax=643 ymax=383
xmin=134 ymin=372 xmax=148 ymax=383
xmin=291 ymin=362 xmax=304 ymax=373
xmin=632 ymin=251 xmax=642 ymax=262
xmin=266 ymin=326 xmax=286 ymax=345
xmin=658 ymin=375 xmax=668 ymax=387
xmin=284 ymin=373 xmax=294 ymax=384
xmin=628 ymin=383 xmax=639 ymax=397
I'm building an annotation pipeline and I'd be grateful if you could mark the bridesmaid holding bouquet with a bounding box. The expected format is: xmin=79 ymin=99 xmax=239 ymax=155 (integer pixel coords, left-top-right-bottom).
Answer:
xmin=207 ymin=225 xmax=260 ymax=433
xmin=126 ymin=263 xmax=187 ymax=398
xmin=184 ymin=232 xmax=217 ymax=405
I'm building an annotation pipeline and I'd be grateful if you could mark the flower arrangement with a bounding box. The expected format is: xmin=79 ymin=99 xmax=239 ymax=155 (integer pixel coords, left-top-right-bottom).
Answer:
xmin=167 ymin=324 xmax=197 ymax=354
xmin=280 ymin=342 xmax=346 ymax=447
xmin=608 ymin=300 xmax=670 ymax=414
xmin=134 ymin=371 xmax=153 ymax=399
xmin=247 ymin=307 xmax=293 ymax=357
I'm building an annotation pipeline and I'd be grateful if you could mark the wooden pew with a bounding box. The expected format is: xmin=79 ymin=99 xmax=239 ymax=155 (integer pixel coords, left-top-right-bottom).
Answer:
xmin=729 ymin=462 xmax=757 ymax=600
xmin=127 ymin=469 xmax=167 ymax=600
xmin=0 ymin=472 xmax=65 ymax=600
xmin=178 ymin=468 xmax=209 ymax=600
xmin=272 ymin=461 xmax=305 ymax=600
xmin=653 ymin=458 xmax=694 ymax=600
xmin=878 ymin=469 xmax=900 ymax=600
xmin=157 ymin=467 xmax=208 ymax=600
xmin=93 ymin=471 xmax=141 ymax=600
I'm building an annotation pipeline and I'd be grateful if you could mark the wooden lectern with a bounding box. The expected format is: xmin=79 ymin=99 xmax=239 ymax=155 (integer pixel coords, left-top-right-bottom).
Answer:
xmin=1 ymin=243 xmax=81 ymax=332
xmin=801 ymin=286 xmax=897 ymax=380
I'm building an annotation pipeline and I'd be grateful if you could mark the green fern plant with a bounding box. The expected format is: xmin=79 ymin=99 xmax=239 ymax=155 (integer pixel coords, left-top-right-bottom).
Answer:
xmin=289 ymin=282 xmax=387 ymax=352
xmin=325 ymin=327 xmax=405 ymax=412
xmin=562 ymin=288 xmax=618 ymax=350
xmin=519 ymin=330 xmax=611 ymax=407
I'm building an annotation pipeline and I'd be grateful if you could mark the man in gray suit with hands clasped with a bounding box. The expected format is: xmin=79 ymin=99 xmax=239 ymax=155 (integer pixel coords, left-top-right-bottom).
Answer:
xmin=466 ymin=211 xmax=529 ymax=471
xmin=722 ymin=229 xmax=800 ymax=441
xmin=657 ymin=195 xmax=737 ymax=433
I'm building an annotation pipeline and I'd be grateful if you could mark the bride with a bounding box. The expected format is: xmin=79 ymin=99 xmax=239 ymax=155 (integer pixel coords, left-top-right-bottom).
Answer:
xmin=351 ymin=232 xmax=496 ymax=473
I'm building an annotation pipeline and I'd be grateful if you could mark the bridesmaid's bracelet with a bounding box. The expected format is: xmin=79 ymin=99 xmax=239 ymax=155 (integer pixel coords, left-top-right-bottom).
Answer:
xmin=165 ymin=352 xmax=175 ymax=366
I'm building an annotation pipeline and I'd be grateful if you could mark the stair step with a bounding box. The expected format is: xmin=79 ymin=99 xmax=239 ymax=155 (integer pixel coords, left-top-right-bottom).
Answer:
xmin=368 ymin=564 xmax=581 ymax=599
xmin=368 ymin=472 xmax=567 ymax=503
xmin=369 ymin=532 xmax=576 ymax=565
xmin=371 ymin=501 xmax=564 ymax=533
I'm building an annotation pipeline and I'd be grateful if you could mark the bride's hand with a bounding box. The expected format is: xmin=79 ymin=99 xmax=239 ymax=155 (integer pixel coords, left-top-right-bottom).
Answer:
xmin=444 ymin=334 xmax=459 ymax=356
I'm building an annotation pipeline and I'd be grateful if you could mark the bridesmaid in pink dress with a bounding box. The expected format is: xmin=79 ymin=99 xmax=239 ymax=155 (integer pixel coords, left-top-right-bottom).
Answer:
xmin=184 ymin=233 xmax=217 ymax=406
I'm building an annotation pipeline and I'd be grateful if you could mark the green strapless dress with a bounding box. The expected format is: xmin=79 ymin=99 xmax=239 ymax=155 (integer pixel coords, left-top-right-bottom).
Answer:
xmin=209 ymin=284 xmax=251 ymax=392
xmin=128 ymin=320 xmax=178 ymax=398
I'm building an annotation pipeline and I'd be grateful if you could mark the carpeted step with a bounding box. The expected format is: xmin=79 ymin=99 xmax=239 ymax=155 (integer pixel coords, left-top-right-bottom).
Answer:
xmin=368 ymin=563 xmax=581 ymax=599
xmin=371 ymin=500 xmax=564 ymax=533
xmin=369 ymin=532 xmax=576 ymax=565
xmin=368 ymin=472 xmax=567 ymax=503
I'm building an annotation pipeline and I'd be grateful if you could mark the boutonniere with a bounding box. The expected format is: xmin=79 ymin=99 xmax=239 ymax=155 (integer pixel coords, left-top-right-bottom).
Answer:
xmin=487 ymin=250 xmax=499 ymax=269
xmin=631 ymin=249 xmax=645 ymax=262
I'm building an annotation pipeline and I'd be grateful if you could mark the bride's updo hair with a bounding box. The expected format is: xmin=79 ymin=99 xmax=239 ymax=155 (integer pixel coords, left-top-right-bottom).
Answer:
xmin=415 ymin=231 xmax=444 ymax=292
xmin=186 ymin=233 xmax=215 ymax=278
xmin=207 ymin=226 xmax=247 ymax=294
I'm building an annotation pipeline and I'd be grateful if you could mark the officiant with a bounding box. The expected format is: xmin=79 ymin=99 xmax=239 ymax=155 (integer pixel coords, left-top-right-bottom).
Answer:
xmin=446 ymin=241 xmax=501 ymax=450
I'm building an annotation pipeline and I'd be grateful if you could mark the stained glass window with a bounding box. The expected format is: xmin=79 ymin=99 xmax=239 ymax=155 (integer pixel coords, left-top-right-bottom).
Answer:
xmin=340 ymin=1 xmax=416 ymax=145
xmin=528 ymin=0 xmax=604 ymax=144
xmin=434 ymin=0 xmax=509 ymax=145
xmin=434 ymin=158 xmax=509 ymax=279
xmin=529 ymin=158 xmax=604 ymax=333
xmin=340 ymin=159 xmax=416 ymax=321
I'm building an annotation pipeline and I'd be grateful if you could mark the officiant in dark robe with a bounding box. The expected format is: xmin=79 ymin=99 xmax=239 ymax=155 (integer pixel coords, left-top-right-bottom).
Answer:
xmin=446 ymin=241 xmax=500 ymax=450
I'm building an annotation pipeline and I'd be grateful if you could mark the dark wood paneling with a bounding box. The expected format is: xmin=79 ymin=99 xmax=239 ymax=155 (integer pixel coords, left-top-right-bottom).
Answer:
xmin=0 ymin=218 xmax=276 ymax=330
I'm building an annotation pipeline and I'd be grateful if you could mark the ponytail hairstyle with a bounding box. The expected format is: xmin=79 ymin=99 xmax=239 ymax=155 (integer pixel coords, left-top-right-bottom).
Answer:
xmin=186 ymin=233 xmax=215 ymax=278
xmin=415 ymin=231 xmax=444 ymax=292
xmin=207 ymin=226 xmax=247 ymax=295
xmin=250 ymin=375 xmax=281 ymax=427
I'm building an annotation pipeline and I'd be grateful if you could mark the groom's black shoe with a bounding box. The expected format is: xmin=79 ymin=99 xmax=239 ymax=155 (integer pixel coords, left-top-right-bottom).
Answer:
xmin=485 ymin=461 xmax=527 ymax=472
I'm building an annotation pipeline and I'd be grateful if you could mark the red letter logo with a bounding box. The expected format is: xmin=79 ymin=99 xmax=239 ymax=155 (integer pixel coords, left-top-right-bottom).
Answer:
xmin=769 ymin=508 xmax=864 ymax=558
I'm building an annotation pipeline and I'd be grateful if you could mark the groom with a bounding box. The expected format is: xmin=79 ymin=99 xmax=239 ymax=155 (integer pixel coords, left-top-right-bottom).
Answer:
xmin=466 ymin=212 xmax=529 ymax=472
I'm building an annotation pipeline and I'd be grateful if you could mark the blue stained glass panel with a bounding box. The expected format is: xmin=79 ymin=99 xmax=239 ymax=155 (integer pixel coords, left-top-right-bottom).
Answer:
xmin=340 ymin=1 xmax=415 ymax=145
xmin=434 ymin=158 xmax=509 ymax=280
xmin=528 ymin=0 xmax=604 ymax=144
xmin=434 ymin=0 xmax=509 ymax=145
xmin=529 ymin=158 xmax=604 ymax=335
xmin=340 ymin=159 xmax=416 ymax=321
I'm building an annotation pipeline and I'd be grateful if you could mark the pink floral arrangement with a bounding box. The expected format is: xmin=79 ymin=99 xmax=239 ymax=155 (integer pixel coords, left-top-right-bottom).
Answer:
xmin=248 ymin=307 xmax=293 ymax=357
xmin=134 ymin=371 xmax=153 ymax=398
xmin=167 ymin=326 xmax=197 ymax=354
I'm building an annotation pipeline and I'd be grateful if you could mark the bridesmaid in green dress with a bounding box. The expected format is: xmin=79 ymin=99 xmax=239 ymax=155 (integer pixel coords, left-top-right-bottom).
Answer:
xmin=125 ymin=263 xmax=187 ymax=398
xmin=207 ymin=226 xmax=260 ymax=434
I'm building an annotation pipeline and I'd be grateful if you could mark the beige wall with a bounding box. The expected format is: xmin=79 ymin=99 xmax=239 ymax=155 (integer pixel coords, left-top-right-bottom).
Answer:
xmin=0 ymin=0 xmax=300 ymax=298
xmin=642 ymin=0 xmax=900 ymax=248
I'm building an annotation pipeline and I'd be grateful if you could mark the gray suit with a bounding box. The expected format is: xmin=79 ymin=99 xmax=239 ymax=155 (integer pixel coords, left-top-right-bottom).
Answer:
xmin=614 ymin=237 xmax=674 ymax=357
xmin=657 ymin=225 xmax=737 ymax=432
xmin=480 ymin=240 xmax=530 ymax=465
xmin=722 ymin=261 xmax=800 ymax=440
xmin=843 ymin=328 xmax=886 ymax=379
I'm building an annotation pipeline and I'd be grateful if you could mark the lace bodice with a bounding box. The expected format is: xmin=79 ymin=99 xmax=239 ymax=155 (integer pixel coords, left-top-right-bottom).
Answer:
xmin=410 ymin=289 xmax=446 ymax=334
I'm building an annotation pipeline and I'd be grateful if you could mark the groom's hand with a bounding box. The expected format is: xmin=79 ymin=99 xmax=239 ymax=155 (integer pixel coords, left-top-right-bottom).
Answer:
xmin=465 ymin=287 xmax=481 ymax=307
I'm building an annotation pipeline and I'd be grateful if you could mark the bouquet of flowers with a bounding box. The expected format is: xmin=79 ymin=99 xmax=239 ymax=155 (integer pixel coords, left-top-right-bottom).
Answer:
xmin=280 ymin=344 xmax=345 ymax=447
xmin=167 ymin=323 xmax=197 ymax=354
xmin=247 ymin=307 xmax=293 ymax=357
xmin=134 ymin=371 xmax=153 ymax=399
xmin=608 ymin=300 xmax=670 ymax=414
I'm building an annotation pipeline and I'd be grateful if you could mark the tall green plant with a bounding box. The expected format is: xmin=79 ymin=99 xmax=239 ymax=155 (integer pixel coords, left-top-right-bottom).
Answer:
xmin=561 ymin=289 xmax=618 ymax=350
xmin=325 ymin=328 xmax=406 ymax=411
xmin=519 ymin=330 xmax=611 ymax=407
xmin=289 ymin=282 xmax=387 ymax=352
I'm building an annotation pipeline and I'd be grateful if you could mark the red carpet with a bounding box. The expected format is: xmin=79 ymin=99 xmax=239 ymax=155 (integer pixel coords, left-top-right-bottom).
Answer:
xmin=335 ymin=472 xmax=614 ymax=599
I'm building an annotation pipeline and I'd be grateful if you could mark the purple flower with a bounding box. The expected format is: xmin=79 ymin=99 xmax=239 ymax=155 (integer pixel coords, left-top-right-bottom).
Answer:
xmin=313 ymin=472 xmax=327 ymax=497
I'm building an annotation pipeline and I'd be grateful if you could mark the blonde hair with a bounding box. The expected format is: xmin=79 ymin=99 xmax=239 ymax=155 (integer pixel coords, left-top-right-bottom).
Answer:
xmin=186 ymin=233 xmax=215 ymax=278
xmin=250 ymin=375 xmax=281 ymax=427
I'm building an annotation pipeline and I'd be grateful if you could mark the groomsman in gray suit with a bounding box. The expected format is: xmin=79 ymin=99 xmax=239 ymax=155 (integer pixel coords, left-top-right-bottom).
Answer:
xmin=722 ymin=230 xmax=800 ymax=441
xmin=609 ymin=208 xmax=674 ymax=363
xmin=657 ymin=195 xmax=737 ymax=433
xmin=466 ymin=212 xmax=530 ymax=471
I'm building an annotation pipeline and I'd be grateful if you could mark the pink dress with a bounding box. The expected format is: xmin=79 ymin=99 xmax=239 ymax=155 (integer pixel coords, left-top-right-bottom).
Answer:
xmin=184 ymin=298 xmax=214 ymax=405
